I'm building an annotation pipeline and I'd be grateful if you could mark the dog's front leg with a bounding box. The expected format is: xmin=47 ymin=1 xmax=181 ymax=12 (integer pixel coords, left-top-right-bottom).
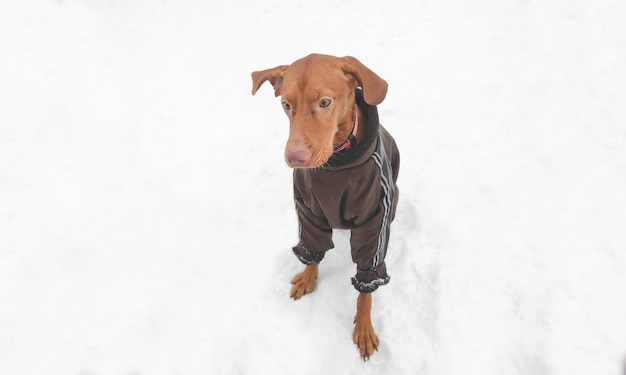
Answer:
xmin=353 ymin=292 xmax=379 ymax=360
xmin=290 ymin=264 xmax=318 ymax=299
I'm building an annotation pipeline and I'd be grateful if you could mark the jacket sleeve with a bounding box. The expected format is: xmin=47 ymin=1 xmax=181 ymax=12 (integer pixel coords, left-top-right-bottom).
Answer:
xmin=349 ymin=197 xmax=392 ymax=292
xmin=348 ymin=136 xmax=396 ymax=292
xmin=292 ymin=174 xmax=334 ymax=265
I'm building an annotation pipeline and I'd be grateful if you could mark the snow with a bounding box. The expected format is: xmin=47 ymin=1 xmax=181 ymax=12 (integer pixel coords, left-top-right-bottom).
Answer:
xmin=1 ymin=0 xmax=626 ymax=374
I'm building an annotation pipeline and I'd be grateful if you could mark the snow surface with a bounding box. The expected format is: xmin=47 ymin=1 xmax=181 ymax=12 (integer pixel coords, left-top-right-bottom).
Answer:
xmin=1 ymin=0 xmax=626 ymax=374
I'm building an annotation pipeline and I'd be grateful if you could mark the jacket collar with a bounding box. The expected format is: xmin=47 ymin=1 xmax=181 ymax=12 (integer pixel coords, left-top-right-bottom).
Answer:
xmin=323 ymin=88 xmax=380 ymax=171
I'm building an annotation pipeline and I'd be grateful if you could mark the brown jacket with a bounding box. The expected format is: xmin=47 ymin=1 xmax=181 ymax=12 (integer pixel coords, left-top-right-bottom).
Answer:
xmin=292 ymin=89 xmax=400 ymax=292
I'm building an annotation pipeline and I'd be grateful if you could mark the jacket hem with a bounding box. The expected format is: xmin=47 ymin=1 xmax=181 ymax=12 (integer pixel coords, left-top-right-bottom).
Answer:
xmin=351 ymin=275 xmax=390 ymax=293
xmin=292 ymin=243 xmax=326 ymax=265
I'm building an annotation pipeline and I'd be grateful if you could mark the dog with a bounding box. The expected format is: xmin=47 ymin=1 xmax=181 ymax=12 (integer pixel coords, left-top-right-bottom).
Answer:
xmin=251 ymin=54 xmax=400 ymax=359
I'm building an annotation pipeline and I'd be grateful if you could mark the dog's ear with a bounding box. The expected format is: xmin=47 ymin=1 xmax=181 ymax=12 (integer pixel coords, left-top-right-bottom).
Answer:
xmin=340 ymin=56 xmax=388 ymax=105
xmin=251 ymin=65 xmax=288 ymax=97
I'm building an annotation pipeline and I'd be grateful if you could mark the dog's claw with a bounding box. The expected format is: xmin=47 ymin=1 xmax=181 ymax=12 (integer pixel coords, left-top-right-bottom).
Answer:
xmin=353 ymin=325 xmax=379 ymax=360
xmin=290 ymin=265 xmax=318 ymax=300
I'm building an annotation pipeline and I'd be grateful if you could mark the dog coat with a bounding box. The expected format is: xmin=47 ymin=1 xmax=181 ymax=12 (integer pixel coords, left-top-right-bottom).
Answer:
xmin=292 ymin=89 xmax=400 ymax=293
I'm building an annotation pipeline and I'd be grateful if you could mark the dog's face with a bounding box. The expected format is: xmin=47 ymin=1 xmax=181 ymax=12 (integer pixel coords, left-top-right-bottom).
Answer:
xmin=278 ymin=56 xmax=358 ymax=168
xmin=252 ymin=54 xmax=387 ymax=168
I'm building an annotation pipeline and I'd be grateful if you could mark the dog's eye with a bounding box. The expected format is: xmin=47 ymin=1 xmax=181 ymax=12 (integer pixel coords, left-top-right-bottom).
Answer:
xmin=282 ymin=101 xmax=291 ymax=111
xmin=319 ymin=98 xmax=332 ymax=108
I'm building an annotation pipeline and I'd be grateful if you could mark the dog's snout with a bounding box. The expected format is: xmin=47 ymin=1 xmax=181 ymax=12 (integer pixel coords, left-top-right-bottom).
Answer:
xmin=285 ymin=147 xmax=311 ymax=168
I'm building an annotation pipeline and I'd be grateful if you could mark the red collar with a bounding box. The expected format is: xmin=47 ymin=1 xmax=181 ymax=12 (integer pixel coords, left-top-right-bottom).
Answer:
xmin=334 ymin=109 xmax=359 ymax=153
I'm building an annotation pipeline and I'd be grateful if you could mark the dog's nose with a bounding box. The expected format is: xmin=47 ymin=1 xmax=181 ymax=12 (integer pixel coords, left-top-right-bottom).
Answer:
xmin=285 ymin=148 xmax=311 ymax=167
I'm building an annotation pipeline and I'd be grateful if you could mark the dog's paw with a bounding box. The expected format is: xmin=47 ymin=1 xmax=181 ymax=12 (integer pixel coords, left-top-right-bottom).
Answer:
xmin=290 ymin=265 xmax=318 ymax=299
xmin=353 ymin=315 xmax=379 ymax=360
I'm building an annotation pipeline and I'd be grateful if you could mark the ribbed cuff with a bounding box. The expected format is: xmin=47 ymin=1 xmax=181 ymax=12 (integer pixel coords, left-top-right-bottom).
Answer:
xmin=292 ymin=243 xmax=326 ymax=265
xmin=351 ymin=263 xmax=390 ymax=293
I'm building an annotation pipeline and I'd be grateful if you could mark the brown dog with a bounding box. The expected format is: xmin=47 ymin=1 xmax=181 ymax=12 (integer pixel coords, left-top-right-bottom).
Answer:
xmin=251 ymin=54 xmax=400 ymax=359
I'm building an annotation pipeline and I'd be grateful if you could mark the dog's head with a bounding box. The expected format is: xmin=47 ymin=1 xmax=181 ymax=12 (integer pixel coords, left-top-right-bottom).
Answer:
xmin=252 ymin=54 xmax=387 ymax=168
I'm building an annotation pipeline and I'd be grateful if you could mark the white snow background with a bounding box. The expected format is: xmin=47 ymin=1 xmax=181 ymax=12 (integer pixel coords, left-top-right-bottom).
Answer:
xmin=1 ymin=0 xmax=626 ymax=374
